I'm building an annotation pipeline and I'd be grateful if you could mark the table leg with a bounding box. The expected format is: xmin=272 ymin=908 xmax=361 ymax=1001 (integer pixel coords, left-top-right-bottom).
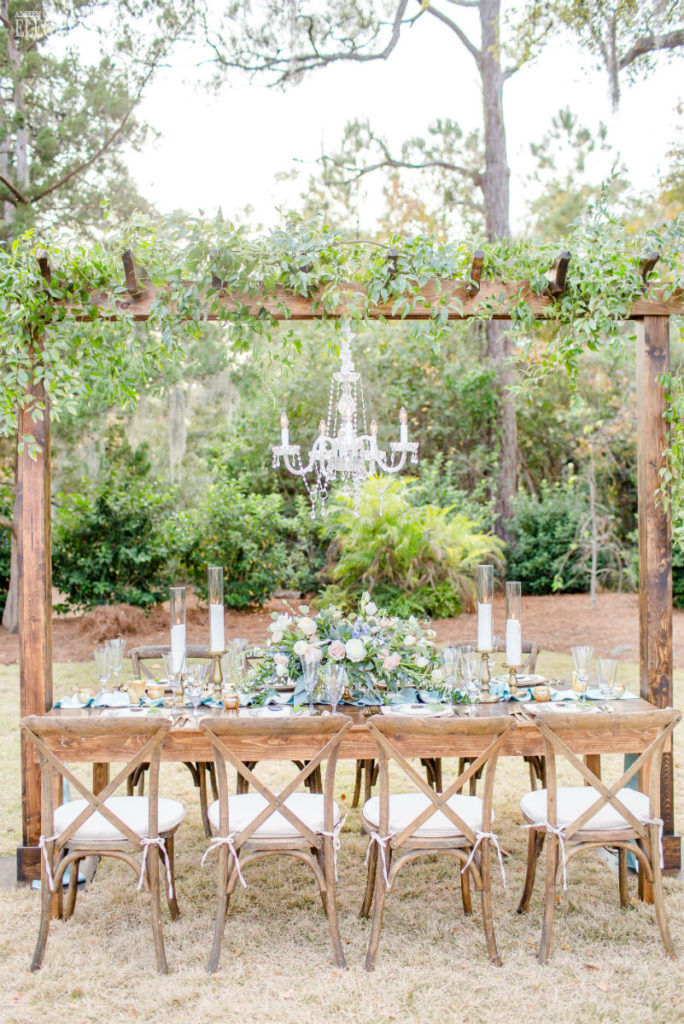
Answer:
xmin=584 ymin=754 xmax=601 ymax=782
xmin=93 ymin=763 xmax=109 ymax=794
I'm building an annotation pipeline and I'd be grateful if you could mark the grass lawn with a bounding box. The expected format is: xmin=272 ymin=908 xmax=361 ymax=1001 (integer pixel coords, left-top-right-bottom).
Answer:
xmin=0 ymin=652 xmax=682 ymax=1024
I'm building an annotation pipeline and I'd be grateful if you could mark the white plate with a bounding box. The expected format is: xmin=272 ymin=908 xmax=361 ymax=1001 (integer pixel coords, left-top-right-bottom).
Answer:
xmin=381 ymin=704 xmax=452 ymax=717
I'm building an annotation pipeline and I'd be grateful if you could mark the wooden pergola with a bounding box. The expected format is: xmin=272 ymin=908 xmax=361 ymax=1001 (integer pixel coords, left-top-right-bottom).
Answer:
xmin=16 ymin=249 xmax=684 ymax=880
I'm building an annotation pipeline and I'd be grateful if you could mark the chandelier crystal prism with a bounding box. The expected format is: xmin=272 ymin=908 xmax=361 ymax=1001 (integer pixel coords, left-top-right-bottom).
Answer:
xmin=272 ymin=325 xmax=418 ymax=517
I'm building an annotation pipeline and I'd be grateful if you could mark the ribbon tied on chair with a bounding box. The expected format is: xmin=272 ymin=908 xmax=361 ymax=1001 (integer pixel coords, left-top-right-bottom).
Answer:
xmin=200 ymin=835 xmax=248 ymax=889
xmin=461 ymin=830 xmax=507 ymax=888
xmin=523 ymin=821 xmax=569 ymax=890
xmin=318 ymin=812 xmax=348 ymax=881
xmin=364 ymin=831 xmax=395 ymax=889
xmin=137 ymin=836 xmax=175 ymax=898
xmin=37 ymin=834 xmax=60 ymax=893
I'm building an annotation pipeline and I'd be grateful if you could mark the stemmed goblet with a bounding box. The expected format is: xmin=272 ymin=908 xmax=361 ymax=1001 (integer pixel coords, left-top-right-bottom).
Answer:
xmin=185 ymin=664 xmax=209 ymax=717
xmin=106 ymin=638 xmax=126 ymax=691
xmin=441 ymin=647 xmax=460 ymax=698
xmin=162 ymin=651 xmax=186 ymax=711
xmin=302 ymin=647 xmax=322 ymax=714
xmin=571 ymin=645 xmax=594 ymax=703
xmin=93 ymin=646 xmax=112 ymax=699
xmin=323 ymin=662 xmax=347 ymax=714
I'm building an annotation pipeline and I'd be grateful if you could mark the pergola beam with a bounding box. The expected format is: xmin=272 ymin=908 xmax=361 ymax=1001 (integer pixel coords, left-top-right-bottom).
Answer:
xmin=54 ymin=278 xmax=684 ymax=323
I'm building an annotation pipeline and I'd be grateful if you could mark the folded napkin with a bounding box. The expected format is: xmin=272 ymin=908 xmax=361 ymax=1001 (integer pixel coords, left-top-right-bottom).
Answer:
xmin=585 ymin=687 xmax=640 ymax=701
xmin=92 ymin=691 xmax=131 ymax=708
xmin=381 ymin=703 xmax=453 ymax=718
xmin=53 ymin=695 xmax=93 ymax=709
xmin=549 ymin=688 xmax=579 ymax=702
xmin=487 ymin=680 xmax=532 ymax=702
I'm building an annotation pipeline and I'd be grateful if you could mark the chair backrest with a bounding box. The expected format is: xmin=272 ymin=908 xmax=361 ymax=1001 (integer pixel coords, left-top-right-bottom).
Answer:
xmin=199 ymin=714 xmax=352 ymax=846
xmin=130 ymin=644 xmax=212 ymax=679
xmin=367 ymin=714 xmax=516 ymax=847
xmin=529 ymin=708 xmax=681 ymax=841
xmin=20 ymin=715 xmax=173 ymax=849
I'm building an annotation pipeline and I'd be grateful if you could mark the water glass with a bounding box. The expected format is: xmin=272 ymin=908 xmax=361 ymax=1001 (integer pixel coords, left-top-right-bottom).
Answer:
xmin=322 ymin=662 xmax=346 ymax=714
xmin=106 ymin=638 xmax=126 ymax=690
xmin=302 ymin=647 xmax=322 ymax=712
xmin=461 ymin=649 xmax=481 ymax=700
xmin=185 ymin=664 xmax=208 ymax=716
xmin=441 ymin=647 xmax=460 ymax=694
xmin=162 ymin=650 xmax=185 ymax=708
xmin=571 ymin=645 xmax=594 ymax=702
xmin=598 ymin=657 xmax=619 ymax=698
xmin=93 ymin=646 xmax=112 ymax=694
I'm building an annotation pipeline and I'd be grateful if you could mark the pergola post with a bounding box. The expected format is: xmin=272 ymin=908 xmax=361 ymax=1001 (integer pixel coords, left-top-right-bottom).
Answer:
xmin=16 ymin=347 xmax=53 ymax=882
xmin=636 ymin=315 xmax=680 ymax=869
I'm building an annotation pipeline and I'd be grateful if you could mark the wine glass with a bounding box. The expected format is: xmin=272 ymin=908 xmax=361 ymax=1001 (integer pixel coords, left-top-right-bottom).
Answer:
xmin=93 ymin=646 xmax=112 ymax=696
xmin=322 ymin=662 xmax=346 ymax=714
xmin=106 ymin=638 xmax=126 ymax=691
xmin=185 ymin=664 xmax=207 ymax=717
xmin=162 ymin=650 xmax=185 ymax=711
xmin=461 ymin=650 xmax=481 ymax=701
xmin=441 ymin=647 xmax=460 ymax=697
xmin=571 ymin=645 xmax=594 ymax=703
xmin=598 ymin=657 xmax=618 ymax=699
xmin=302 ymin=647 xmax=322 ymax=713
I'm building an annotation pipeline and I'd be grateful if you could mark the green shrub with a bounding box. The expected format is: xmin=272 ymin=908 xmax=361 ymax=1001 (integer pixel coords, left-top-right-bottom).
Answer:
xmin=673 ymin=544 xmax=684 ymax=608
xmin=53 ymin=483 xmax=175 ymax=610
xmin=506 ymin=479 xmax=633 ymax=595
xmin=171 ymin=479 xmax=287 ymax=608
xmin=0 ymin=483 xmax=12 ymax=608
xmin=320 ymin=477 xmax=504 ymax=616
xmin=278 ymin=497 xmax=328 ymax=594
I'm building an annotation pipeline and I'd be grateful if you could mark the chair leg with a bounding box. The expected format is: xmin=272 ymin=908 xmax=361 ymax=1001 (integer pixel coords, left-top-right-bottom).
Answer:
xmin=649 ymin=825 xmax=676 ymax=959
xmin=236 ymin=762 xmax=257 ymax=795
xmin=147 ymin=845 xmax=169 ymax=974
xmin=323 ymin=839 xmax=346 ymax=968
xmin=478 ymin=845 xmax=502 ymax=966
xmin=30 ymin=863 xmax=53 ymax=971
xmin=460 ymin=862 xmax=473 ymax=916
xmin=618 ymin=847 xmax=629 ymax=909
xmin=207 ymin=762 xmax=219 ymax=802
xmin=208 ymin=845 xmax=231 ymax=974
xmin=360 ymin=841 xmax=378 ymax=918
xmin=517 ymin=828 xmax=543 ymax=914
xmin=198 ymin=765 xmax=211 ymax=839
xmin=537 ymin=834 xmax=558 ymax=964
xmin=352 ymin=760 xmax=363 ymax=808
xmin=166 ymin=835 xmax=180 ymax=921
xmin=364 ymin=760 xmax=375 ymax=804
xmin=364 ymin=852 xmax=389 ymax=971
xmin=62 ymin=857 xmax=81 ymax=921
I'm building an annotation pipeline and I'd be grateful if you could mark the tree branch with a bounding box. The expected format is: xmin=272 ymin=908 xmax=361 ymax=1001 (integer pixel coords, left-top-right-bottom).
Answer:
xmin=205 ymin=0 xmax=411 ymax=84
xmin=618 ymin=27 xmax=684 ymax=69
xmin=0 ymin=515 xmax=15 ymax=535
xmin=423 ymin=4 xmax=481 ymax=64
xmin=0 ymin=174 xmax=25 ymax=204
xmin=325 ymin=153 xmax=482 ymax=189
xmin=30 ymin=63 xmax=157 ymax=204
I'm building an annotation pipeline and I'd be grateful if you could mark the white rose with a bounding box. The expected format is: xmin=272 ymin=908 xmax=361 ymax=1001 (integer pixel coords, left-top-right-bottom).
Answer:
xmin=404 ymin=634 xmax=417 ymax=647
xmin=275 ymin=663 xmax=288 ymax=678
xmin=415 ymin=656 xmax=429 ymax=668
xmin=273 ymin=653 xmax=289 ymax=668
xmin=298 ymin=616 xmax=318 ymax=636
xmin=293 ymin=639 xmax=309 ymax=657
xmin=366 ymin=601 xmax=378 ymax=616
xmin=431 ymin=668 xmax=445 ymax=685
xmin=345 ymin=638 xmax=366 ymax=662
xmin=271 ymin=631 xmax=283 ymax=644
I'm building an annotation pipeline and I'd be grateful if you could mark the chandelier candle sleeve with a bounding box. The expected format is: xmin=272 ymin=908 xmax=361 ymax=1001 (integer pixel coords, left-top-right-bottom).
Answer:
xmin=169 ymin=586 xmax=186 ymax=675
xmin=399 ymin=407 xmax=408 ymax=444
xmin=477 ymin=565 xmax=494 ymax=653
xmin=208 ymin=566 xmax=225 ymax=652
xmin=280 ymin=413 xmax=289 ymax=447
xmin=505 ymin=581 xmax=522 ymax=666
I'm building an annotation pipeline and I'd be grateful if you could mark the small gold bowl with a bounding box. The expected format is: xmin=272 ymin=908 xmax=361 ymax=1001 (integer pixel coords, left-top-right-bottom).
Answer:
xmin=146 ymin=682 xmax=165 ymax=700
xmin=534 ymin=686 xmax=551 ymax=702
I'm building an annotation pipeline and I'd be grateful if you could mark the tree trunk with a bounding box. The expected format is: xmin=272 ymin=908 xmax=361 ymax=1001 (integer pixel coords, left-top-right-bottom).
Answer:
xmin=479 ymin=0 xmax=516 ymax=539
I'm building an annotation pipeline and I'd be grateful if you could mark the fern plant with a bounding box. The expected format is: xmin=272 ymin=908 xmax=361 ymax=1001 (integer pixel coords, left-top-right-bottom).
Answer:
xmin=321 ymin=477 xmax=504 ymax=617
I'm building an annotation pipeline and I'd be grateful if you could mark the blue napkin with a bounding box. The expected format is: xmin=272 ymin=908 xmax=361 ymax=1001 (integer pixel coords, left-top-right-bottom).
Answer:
xmin=52 ymin=695 xmax=93 ymax=709
xmin=488 ymin=680 xmax=532 ymax=702
xmin=91 ymin=691 xmax=130 ymax=708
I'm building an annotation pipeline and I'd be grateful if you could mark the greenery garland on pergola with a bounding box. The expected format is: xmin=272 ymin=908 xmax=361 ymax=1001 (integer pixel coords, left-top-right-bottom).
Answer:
xmin=4 ymin=209 xmax=684 ymax=880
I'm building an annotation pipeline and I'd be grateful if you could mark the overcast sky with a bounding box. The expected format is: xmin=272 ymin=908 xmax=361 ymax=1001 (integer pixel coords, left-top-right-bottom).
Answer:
xmin=124 ymin=14 xmax=683 ymax=232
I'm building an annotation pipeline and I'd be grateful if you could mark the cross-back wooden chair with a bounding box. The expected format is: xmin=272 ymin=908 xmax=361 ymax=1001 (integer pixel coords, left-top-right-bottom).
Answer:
xmin=199 ymin=713 xmax=352 ymax=974
xmin=361 ymin=714 xmax=516 ymax=970
xmin=20 ymin=715 xmax=185 ymax=974
xmin=129 ymin=644 xmax=218 ymax=834
xmin=516 ymin=707 xmax=681 ymax=964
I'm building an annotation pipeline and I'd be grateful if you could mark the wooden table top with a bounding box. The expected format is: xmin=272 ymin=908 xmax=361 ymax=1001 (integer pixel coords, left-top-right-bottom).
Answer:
xmin=47 ymin=693 xmax=664 ymax=763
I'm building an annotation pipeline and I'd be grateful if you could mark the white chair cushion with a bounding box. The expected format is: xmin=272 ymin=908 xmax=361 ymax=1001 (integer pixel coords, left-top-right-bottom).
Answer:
xmin=53 ymin=796 xmax=185 ymax=843
xmin=520 ymin=786 xmax=650 ymax=831
xmin=207 ymin=792 xmax=341 ymax=839
xmin=362 ymin=792 xmax=484 ymax=838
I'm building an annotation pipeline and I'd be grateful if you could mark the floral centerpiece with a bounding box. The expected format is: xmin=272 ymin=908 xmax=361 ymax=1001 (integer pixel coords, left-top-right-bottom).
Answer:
xmin=244 ymin=592 xmax=446 ymax=705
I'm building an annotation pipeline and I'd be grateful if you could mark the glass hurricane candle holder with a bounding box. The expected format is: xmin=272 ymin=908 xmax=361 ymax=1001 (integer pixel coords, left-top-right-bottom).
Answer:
xmin=169 ymin=586 xmax=186 ymax=675
xmin=477 ymin=565 xmax=494 ymax=654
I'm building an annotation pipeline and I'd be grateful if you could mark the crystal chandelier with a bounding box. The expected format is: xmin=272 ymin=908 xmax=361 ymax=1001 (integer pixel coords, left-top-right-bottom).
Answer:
xmin=272 ymin=325 xmax=418 ymax=516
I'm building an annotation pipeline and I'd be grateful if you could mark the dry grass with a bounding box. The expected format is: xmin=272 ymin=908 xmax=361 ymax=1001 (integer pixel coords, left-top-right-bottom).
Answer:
xmin=0 ymin=654 xmax=683 ymax=1024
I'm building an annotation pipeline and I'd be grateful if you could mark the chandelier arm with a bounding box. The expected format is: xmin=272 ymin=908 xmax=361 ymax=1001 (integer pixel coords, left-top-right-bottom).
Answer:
xmin=282 ymin=453 xmax=316 ymax=477
xmin=374 ymin=450 xmax=408 ymax=474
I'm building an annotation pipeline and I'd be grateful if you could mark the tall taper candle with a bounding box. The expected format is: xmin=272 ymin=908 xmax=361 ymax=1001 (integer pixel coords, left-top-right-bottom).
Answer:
xmin=208 ymin=565 xmax=225 ymax=652
xmin=477 ymin=565 xmax=494 ymax=652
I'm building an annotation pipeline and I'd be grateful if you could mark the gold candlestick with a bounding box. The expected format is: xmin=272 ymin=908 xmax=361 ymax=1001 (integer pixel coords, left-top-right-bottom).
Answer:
xmin=210 ymin=650 xmax=225 ymax=702
xmin=503 ymin=662 xmax=523 ymax=697
xmin=475 ymin=648 xmax=499 ymax=702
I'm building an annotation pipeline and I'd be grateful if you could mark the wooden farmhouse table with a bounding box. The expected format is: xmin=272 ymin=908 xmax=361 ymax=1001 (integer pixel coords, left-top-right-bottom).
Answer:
xmin=46 ymin=694 xmax=665 ymax=767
